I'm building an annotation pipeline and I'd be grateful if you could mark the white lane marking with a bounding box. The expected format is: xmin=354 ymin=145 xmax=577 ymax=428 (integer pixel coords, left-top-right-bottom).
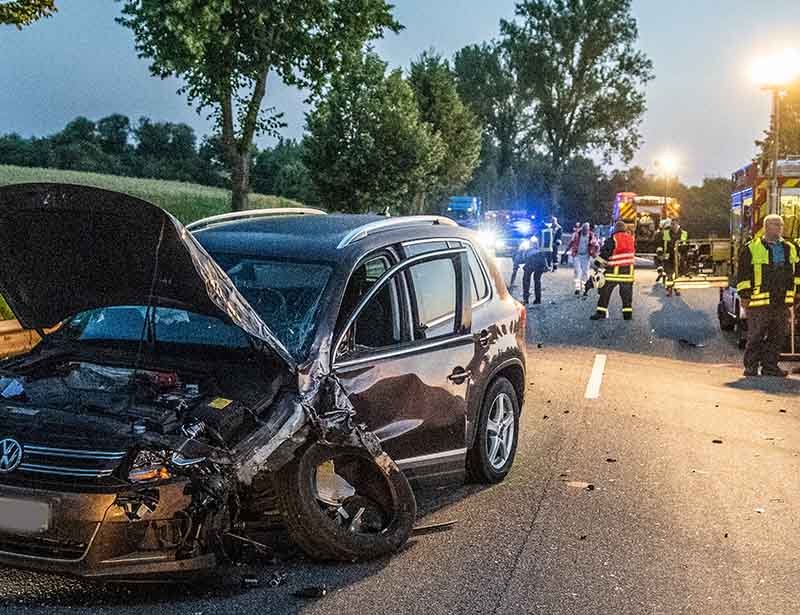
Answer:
xmin=584 ymin=354 xmax=607 ymax=399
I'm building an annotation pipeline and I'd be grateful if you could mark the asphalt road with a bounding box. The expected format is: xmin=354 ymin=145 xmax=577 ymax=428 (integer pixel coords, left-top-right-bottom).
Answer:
xmin=1 ymin=261 xmax=799 ymax=615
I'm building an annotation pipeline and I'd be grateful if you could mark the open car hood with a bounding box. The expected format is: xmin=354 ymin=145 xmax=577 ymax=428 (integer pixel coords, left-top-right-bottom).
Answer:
xmin=0 ymin=183 xmax=296 ymax=370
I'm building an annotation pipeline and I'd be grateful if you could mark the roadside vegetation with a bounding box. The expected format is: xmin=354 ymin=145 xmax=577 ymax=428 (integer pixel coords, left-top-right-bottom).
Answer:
xmin=0 ymin=165 xmax=301 ymax=224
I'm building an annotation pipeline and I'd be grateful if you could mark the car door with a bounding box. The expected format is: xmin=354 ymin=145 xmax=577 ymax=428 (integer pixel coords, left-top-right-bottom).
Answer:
xmin=332 ymin=247 xmax=476 ymax=485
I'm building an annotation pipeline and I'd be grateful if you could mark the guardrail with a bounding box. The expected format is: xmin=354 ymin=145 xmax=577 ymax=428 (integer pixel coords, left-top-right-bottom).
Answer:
xmin=0 ymin=320 xmax=42 ymax=358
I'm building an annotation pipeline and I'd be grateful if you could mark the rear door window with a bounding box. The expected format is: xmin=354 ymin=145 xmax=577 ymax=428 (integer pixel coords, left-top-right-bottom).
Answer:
xmin=406 ymin=258 xmax=458 ymax=339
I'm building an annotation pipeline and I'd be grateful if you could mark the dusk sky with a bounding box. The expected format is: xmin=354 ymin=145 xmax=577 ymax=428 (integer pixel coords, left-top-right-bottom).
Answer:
xmin=1 ymin=0 xmax=797 ymax=186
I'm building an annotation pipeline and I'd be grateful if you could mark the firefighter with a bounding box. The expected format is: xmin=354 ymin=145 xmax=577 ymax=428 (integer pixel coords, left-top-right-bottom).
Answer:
xmin=736 ymin=214 xmax=799 ymax=378
xmin=660 ymin=218 xmax=688 ymax=296
xmin=591 ymin=220 xmax=636 ymax=320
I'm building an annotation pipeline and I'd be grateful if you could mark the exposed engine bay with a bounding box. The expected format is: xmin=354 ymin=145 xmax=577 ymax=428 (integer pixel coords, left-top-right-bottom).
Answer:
xmin=0 ymin=352 xmax=414 ymax=577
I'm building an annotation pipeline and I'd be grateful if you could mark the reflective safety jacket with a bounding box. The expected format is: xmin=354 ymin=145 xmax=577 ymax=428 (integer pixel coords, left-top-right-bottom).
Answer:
xmin=736 ymin=238 xmax=799 ymax=307
xmin=596 ymin=231 xmax=635 ymax=283
xmin=660 ymin=228 xmax=688 ymax=258
xmin=540 ymin=225 xmax=554 ymax=251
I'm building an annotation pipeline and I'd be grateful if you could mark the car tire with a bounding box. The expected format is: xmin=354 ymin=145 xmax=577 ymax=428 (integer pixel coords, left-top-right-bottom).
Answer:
xmin=274 ymin=443 xmax=416 ymax=562
xmin=466 ymin=377 xmax=520 ymax=484
xmin=718 ymin=301 xmax=736 ymax=331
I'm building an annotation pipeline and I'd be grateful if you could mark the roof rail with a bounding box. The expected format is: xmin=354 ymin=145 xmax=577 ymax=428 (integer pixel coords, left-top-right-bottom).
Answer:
xmin=336 ymin=215 xmax=458 ymax=250
xmin=186 ymin=207 xmax=326 ymax=232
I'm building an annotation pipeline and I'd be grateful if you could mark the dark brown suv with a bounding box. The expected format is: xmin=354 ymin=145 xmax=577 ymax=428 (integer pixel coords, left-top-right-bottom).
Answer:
xmin=0 ymin=184 xmax=526 ymax=579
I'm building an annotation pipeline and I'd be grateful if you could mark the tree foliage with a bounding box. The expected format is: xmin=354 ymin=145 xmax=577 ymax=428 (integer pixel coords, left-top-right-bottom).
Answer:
xmin=408 ymin=51 xmax=482 ymax=211
xmin=502 ymin=0 xmax=653 ymax=213
xmin=304 ymin=51 xmax=443 ymax=214
xmin=756 ymin=80 xmax=800 ymax=160
xmin=453 ymin=42 xmax=526 ymax=180
xmin=0 ymin=0 xmax=56 ymax=29
xmin=117 ymin=0 xmax=401 ymax=211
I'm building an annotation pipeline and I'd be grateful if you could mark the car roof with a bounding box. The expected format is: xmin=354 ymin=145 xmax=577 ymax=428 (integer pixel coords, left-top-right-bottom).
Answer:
xmin=193 ymin=213 xmax=476 ymax=265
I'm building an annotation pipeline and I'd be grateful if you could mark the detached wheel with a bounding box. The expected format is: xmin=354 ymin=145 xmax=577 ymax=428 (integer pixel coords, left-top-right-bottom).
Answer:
xmin=467 ymin=377 xmax=520 ymax=484
xmin=274 ymin=443 xmax=416 ymax=562
xmin=718 ymin=302 xmax=735 ymax=331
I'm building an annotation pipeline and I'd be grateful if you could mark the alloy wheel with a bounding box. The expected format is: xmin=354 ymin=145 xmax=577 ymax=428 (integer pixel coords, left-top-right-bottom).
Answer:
xmin=486 ymin=392 xmax=515 ymax=470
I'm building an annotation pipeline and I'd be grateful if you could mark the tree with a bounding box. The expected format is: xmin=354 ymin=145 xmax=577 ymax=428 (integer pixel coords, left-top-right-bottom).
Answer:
xmin=453 ymin=42 xmax=527 ymax=180
xmin=117 ymin=0 xmax=401 ymax=211
xmin=96 ymin=114 xmax=131 ymax=155
xmin=756 ymin=80 xmax=800 ymax=160
xmin=0 ymin=0 xmax=56 ymax=29
xmin=502 ymin=0 xmax=653 ymax=215
xmin=304 ymin=51 xmax=443 ymax=214
xmin=408 ymin=51 xmax=482 ymax=212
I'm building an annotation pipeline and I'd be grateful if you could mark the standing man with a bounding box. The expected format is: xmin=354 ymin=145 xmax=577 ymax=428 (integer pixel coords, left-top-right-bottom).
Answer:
xmin=550 ymin=216 xmax=563 ymax=271
xmin=522 ymin=237 xmax=549 ymax=305
xmin=736 ymin=214 xmax=799 ymax=377
xmin=591 ymin=221 xmax=636 ymax=321
xmin=569 ymin=222 xmax=599 ymax=295
xmin=660 ymin=218 xmax=688 ymax=296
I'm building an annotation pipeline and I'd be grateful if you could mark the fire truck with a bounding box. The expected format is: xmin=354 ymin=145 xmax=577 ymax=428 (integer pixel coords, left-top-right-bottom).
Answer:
xmin=717 ymin=158 xmax=800 ymax=358
xmin=613 ymin=192 xmax=681 ymax=253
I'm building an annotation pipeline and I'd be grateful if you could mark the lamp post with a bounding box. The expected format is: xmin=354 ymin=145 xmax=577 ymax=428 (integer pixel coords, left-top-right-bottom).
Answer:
xmin=655 ymin=154 xmax=678 ymax=216
xmin=751 ymin=49 xmax=800 ymax=214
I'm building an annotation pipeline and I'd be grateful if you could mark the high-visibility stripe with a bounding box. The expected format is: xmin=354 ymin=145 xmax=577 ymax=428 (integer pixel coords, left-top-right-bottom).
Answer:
xmin=622 ymin=308 xmax=633 ymax=313
xmin=596 ymin=306 xmax=608 ymax=313
xmin=783 ymin=178 xmax=800 ymax=189
xmin=750 ymin=300 xmax=770 ymax=307
xmin=737 ymin=280 xmax=752 ymax=291
xmin=606 ymin=275 xmax=634 ymax=282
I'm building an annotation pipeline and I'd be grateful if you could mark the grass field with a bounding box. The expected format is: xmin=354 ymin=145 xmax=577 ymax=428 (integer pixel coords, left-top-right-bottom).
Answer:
xmin=0 ymin=165 xmax=303 ymax=224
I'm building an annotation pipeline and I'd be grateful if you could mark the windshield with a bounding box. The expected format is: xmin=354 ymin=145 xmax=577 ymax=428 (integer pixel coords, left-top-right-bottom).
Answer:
xmin=63 ymin=306 xmax=251 ymax=349
xmin=208 ymin=254 xmax=332 ymax=359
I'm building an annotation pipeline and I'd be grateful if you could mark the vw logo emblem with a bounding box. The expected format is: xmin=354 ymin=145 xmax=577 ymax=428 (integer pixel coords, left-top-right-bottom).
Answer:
xmin=0 ymin=439 xmax=22 ymax=473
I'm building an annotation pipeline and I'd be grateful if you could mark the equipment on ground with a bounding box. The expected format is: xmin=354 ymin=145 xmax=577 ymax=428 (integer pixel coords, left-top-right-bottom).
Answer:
xmin=718 ymin=158 xmax=800 ymax=359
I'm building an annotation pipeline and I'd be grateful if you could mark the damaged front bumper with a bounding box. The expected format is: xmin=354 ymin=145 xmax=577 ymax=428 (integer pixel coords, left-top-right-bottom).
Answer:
xmin=0 ymin=480 xmax=216 ymax=580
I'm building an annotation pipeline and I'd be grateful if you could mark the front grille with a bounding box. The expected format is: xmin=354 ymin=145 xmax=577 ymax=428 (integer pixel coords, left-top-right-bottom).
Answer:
xmin=0 ymin=532 xmax=90 ymax=560
xmin=19 ymin=444 xmax=126 ymax=479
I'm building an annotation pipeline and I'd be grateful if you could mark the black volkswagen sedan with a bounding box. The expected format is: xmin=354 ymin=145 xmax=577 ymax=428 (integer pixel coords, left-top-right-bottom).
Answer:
xmin=0 ymin=184 xmax=526 ymax=579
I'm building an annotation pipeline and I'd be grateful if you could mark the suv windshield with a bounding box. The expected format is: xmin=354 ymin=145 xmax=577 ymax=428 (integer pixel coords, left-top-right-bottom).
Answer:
xmin=208 ymin=254 xmax=332 ymax=359
xmin=63 ymin=306 xmax=251 ymax=350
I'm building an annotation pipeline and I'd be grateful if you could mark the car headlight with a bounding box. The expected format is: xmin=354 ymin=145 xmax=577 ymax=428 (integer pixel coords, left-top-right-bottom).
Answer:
xmin=128 ymin=450 xmax=172 ymax=483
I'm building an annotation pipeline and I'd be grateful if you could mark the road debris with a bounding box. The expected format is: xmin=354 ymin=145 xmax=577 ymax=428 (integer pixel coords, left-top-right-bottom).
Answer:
xmin=678 ymin=338 xmax=706 ymax=348
xmin=294 ymin=586 xmax=328 ymax=599
xmin=566 ymin=481 xmax=595 ymax=491
xmin=241 ymin=575 xmax=259 ymax=590
xmin=412 ymin=520 xmax=458 ymax=536
xmin=712 ymin=439 xmax=723 ymax=444
xmin=268 ymin=572 xmax=288 ymax=588
xmin=606 ymin=458 xmax=617 ymax=463
xmin=691 ymin=469 xmax=709 ymax=475
xmin=754 ymin=508 xmax=765 ymax=514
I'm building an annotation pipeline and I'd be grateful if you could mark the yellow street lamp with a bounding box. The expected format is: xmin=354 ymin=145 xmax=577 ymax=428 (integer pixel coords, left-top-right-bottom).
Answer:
xmin=654 ymin=154 xmax=679 ymax=212
xmin=750 ymin=48 xmax=800 ymax=214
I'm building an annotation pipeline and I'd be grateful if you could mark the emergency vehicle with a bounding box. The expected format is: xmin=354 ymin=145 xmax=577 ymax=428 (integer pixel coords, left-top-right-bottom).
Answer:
xmin=613 ymin=192 xmax=681 ymax=253
xmin=718 ymin=158 xmax=800 ymax=358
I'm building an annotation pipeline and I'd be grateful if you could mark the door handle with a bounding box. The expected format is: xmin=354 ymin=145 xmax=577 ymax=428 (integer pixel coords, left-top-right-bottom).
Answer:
xmin=476 ymin=329 xmax=492 ymax=347
xmin=448 ymin=367 xmax=472 ymax=385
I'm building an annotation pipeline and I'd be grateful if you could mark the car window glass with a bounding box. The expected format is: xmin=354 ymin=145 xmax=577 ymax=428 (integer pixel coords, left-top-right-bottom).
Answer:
xmin=407 ymin=258 xmax=457 ymax=339
xmin=351 ymin=278 xmax=403 ymax=351
xmin=404 ymin=241 xmax=449 ymax=257
xmin=337 ymin=256 xmax=390 ymax=330
xmin=210 ymin=254 xmax=332 ymax=359
xmin=467 ymin=246 xmax=490 ymax=302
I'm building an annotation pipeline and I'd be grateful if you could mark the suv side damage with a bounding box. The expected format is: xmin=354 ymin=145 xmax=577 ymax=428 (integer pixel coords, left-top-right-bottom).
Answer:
xmin=0 ymin=184 xmax=416 ymax=578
